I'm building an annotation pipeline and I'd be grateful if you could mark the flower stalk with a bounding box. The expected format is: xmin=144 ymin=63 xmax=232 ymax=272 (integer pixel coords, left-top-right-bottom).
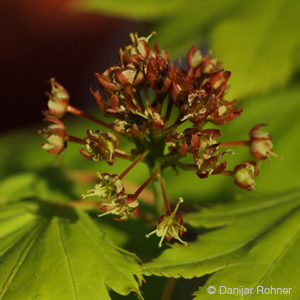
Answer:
xmin=133 ymin=170 xmax=159 ymax=198
xmin=67 ymin=105 xmax=112 ymax=131
xmin=219 ymin=140 xmax=249 ymax=147
xmin=119 ymin=151 xmax=149 ymax=179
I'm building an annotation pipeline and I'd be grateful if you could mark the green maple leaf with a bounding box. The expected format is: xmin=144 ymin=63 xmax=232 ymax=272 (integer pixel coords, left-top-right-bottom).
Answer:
xmin=0 ymin=198 xmax=143 ymax=300
xmin=142 ymin=188 xmax=300 ymax=298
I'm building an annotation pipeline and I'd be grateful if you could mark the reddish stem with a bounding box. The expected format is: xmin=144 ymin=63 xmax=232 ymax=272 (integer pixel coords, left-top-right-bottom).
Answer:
xmin=219 ymin=140 xmax=249 ymax=147
xmin=158 ymin=174 xmax=171 ymax=213
xmin=134 ymin=169 xmax=158 ymax=198
xmin=119 ymin=152 xmax=148 ymax=179
xmin=67 ymin=135 xmax=85 ymax=144
xmin=67 ymin=105 xmax=112 ymax=130
xmin=221 ymin=170 xmax=234 ymax=176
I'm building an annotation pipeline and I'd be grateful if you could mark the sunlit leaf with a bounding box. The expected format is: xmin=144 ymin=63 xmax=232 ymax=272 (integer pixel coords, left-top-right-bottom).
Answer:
xmin=142 ymin=188 xmax=300 ymax=297
xmin=0 ymin=201 xmax=142 ymax=300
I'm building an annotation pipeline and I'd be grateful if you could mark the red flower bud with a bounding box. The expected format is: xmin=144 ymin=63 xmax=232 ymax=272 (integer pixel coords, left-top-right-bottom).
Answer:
xmin=39 ymin=117 xmax=67 ymax=155
xmin=249 ymin=124 xmax=276 ymax=160
xmin=234 ymin=161 xmax=259 ymax=191
xmin=44 ymin=78 xmax=69 ymax=118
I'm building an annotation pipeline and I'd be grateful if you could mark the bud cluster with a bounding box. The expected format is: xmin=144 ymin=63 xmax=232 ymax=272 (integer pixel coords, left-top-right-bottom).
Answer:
xmin=39 ymin=32 xmax=278 ymax=247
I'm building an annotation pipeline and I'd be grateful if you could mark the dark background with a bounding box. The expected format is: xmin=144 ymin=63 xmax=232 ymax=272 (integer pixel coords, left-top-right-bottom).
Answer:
xmin=0 ymin=0 xmax=144 ymax=132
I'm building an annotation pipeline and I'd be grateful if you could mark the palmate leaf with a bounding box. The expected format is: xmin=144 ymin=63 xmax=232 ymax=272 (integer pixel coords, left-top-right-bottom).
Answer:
xmin=142 ymin=188 xmax=300 ymax=297
xmin=0 ymin=200 xmax=143 ymax=300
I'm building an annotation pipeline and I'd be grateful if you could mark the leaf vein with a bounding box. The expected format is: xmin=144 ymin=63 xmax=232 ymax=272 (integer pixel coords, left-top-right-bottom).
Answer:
xmin=58 ymin=219 xmax=79 ymax=300
xmin=0 ymin=219 xmax=49 ymax=298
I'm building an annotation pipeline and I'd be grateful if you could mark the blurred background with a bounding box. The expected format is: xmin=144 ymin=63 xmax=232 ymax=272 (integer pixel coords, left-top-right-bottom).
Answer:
xmin=0 ymin=0 xmax=145 ymax=132
xmin=2 ymin=0 xmax=300 ymax=132
xmin=0 ymin=0 xmax=300 ymax=299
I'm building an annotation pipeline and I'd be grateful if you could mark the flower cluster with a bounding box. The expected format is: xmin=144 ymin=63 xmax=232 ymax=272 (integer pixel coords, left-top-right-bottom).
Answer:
xmin=40 ymin=32 xmax=277 ymax=247
xmin=82 ymin=172 xmax=139 ymax=221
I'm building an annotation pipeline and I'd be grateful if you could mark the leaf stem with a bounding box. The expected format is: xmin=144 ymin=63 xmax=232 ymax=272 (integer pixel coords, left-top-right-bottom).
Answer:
xmin=161 ymin=278 xmax=178 ymax=300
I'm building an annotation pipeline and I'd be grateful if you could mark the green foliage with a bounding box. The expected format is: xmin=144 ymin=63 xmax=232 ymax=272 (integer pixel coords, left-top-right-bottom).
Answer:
xmin=0 ymin=198 xmax=142 ymax=300
xmin=0 ymin=172 xmax=143 ymax=299
xmin=211 ymin=0 xmax=300 ymax=99
xmin=0 ymin=171 xmax=76 ymax=203
xmin=143 ymin=188 xmax=300 ymax=297
xmin=79 ymin=0 xmax=300 ymax=99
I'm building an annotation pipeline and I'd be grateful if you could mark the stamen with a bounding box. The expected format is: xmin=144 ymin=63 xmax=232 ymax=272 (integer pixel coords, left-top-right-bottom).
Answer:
xmin=145 ymin=229 xmax=157 ymax=238
xmin=158 ymin=226 xmax=168 ymax=248
xmin=171 ymin=197 xmax=184 ymax=218
xmin=97 ymin=207 xmax=119 ymax=218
